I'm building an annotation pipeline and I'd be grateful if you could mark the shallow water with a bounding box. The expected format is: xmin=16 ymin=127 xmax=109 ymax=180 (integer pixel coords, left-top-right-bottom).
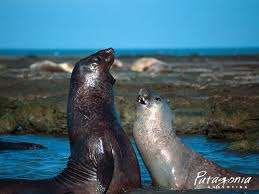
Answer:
xmin=0 ymin=135 xmax=258 ymax=185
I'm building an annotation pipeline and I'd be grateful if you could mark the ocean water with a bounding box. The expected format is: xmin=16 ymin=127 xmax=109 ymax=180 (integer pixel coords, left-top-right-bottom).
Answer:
xmin=0 ymin=48 xmax=259 ymax=57
xmin=0 ymin=135 xmax=258 ymax=183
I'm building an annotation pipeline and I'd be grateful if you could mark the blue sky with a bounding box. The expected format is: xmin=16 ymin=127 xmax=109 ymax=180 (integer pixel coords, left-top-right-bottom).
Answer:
xmin=0 ymin=0 xmax=259 ymax=49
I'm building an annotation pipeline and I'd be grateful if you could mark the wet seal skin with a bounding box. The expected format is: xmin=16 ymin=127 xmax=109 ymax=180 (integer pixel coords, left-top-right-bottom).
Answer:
xmin=133 ymin=88 xmax=259 ymax=191
xmin=0 ymin=48 xmax=141 ymax=194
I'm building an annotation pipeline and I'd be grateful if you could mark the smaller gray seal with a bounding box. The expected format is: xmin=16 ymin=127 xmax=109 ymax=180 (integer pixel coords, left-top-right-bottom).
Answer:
xmin=133 ymin=88 xmax=259 ymax=191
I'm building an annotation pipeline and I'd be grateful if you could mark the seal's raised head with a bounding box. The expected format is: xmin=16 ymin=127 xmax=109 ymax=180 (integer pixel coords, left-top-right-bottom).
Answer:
xmin=71 ymin=48 xmax=116 ymax=90
xmin=69 ymin=48 xmax=116 ymax=109
xmin=76 ymin=48 xmax=114 ymax=72
xmin=137 ymin=89 xmax=173 ymax=122
xmin=136 ymin=88 xmax=174 ymax=131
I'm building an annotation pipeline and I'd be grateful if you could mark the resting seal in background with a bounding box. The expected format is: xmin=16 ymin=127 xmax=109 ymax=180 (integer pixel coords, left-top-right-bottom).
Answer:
xmin=133 ymin=88 xmax=259 ymax=191
xmin=0 ymin=48 xmax=141 ymax=194
xmin=0 ymin=140 xmax=45 ymax=150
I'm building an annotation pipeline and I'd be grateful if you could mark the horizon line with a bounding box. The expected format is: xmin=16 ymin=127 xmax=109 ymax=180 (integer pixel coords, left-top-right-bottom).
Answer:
xmin=0 ymin=47 xmax=259 ymax=50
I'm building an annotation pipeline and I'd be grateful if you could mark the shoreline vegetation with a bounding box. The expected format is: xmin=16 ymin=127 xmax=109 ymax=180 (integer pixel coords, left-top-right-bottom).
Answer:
xmin=0 ymin=54 xmax=259 ymax=153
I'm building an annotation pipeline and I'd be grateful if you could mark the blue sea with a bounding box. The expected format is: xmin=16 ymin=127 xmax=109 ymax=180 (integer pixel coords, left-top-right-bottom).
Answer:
xmin=0 ymin=135 xmax=258 ymax=182
xmin=0 ymin=135 xmax=258 ymax=193
xmin=0 ymin=48 xmax=259 ymax=57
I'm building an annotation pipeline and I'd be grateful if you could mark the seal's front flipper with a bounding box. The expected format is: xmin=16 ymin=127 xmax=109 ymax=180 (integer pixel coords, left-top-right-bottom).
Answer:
xmin=91 ymin=138 xmax=114 ymax=193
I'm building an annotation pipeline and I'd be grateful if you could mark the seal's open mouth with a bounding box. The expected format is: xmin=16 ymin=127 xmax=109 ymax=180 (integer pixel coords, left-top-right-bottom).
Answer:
xmin=137 ymin=88 xmax=150 ymax=105
xmin=137 ymin=95 xmax=147 ymax=105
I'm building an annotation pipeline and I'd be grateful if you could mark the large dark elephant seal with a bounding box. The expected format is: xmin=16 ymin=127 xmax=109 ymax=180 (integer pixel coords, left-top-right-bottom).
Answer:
xmin=133 ymin=88 xmax=259 ymax=191
xmin=0 ymin=48 xmax=141 ymax=194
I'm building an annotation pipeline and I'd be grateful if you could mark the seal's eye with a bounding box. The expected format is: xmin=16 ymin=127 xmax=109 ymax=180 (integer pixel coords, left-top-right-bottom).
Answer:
xmin=155 ymin=97 xmax=161 ymax=101
xmin=92 ymin=57 xmax=99 ymax=62
xmin=92 ymin=56 xmax=102 ymax=62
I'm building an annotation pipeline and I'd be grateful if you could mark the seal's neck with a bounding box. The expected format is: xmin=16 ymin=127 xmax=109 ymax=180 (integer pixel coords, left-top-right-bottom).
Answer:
xmin=67 ymin=82 xmax=117 ymax=156
xmin=67 ymin=83 xmax=115 ymax=125
xmin=137 ymin=108 xmax=174 ymax=136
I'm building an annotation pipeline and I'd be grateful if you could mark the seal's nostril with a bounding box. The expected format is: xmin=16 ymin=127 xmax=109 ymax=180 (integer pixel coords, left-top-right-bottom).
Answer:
xmin=105 ymin=48 xmax=114 ymax=54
